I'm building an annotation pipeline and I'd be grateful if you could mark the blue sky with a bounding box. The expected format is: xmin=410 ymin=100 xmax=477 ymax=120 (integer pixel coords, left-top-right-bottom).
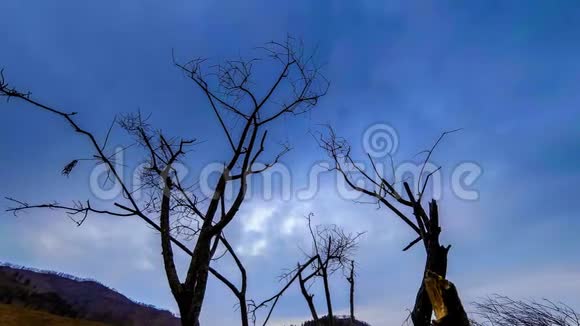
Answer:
xmin=1 ymin=1 xmax=580 ymax=325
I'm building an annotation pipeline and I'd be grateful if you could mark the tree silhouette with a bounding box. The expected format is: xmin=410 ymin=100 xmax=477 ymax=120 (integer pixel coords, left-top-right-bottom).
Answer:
xmin=252 ymin=214 xmax=363 ymax=326
xmin=0 ymin=37 xmax=328 ymax=326
xmin=318 ymin=127 xmax=466 ymax=326
xmin=295 ymin=214 xmax=363 ymax=326
xmin=345 ymin=260 xmax=356 ymax=324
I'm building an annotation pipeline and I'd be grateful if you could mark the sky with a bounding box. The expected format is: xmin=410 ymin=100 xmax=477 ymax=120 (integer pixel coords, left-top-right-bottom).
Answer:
xmin=1 ymin=1 xmax=580 ymax=325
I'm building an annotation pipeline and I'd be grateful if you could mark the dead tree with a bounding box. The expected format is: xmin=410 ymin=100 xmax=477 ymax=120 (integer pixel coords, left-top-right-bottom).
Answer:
xmin=302 ymin=214 xmax=363 ymax=326
xmin=252 ymin=214 xmax=363 ymax=326
xmin=345 ymin=260 xmax=355 ymax=325
xmin=0 ymin=37 xmax=328 ymax=326
xmin=318 ymin=127 xmax=463 ymax=326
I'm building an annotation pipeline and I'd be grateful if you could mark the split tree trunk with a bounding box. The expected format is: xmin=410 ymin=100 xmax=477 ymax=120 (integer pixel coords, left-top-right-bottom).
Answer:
xmin=411 ymin=200 xmax=450 ymax=326
xmin=171 ymin=233 xmax=213 ymax=326
xmin=424 ymin=272 xmax=470 ymax=326
xmin=411 ymin=243 xmax=449 ymax=326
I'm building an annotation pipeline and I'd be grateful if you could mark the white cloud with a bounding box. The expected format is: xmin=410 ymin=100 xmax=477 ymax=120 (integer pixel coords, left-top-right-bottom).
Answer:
xmin=242 ymin=204 xmax=277 ymax=233
xmin=238 ymin=237 xmax=268 ymax=257
xmin=281 ymin=215 xmax=302 ymax=235
xmin=236 ymin=202 xmax=280 ymax=257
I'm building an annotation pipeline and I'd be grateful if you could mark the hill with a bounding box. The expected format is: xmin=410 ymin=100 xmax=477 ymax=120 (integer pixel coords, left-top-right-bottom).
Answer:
xmin=0 ymin=304 xmax=108 ymax=326
xmin=0 ymin=263 xmax=180 ymax=326
xmin=300 ymin=315 xmax=371 ymax=326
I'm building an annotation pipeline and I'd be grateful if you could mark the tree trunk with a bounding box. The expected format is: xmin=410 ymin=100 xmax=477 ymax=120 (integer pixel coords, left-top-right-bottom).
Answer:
xmin=411 ymin=244 xmax=449 ymax=326
xmin=411 ymin=200 xmax=450 ymax=326
xmin=176 ymin=295 xmax=197 ymax=326
xmin=321 ymin=266 xmax=334 ymax=326
xmin=347 ymin=261 xmax=355 ymax=325
xmin=159 ymin=178 xmax=203 ymax=326
xmin=175 ymin=278 xmax=207 ymax=326
xmin=189 ymin=245 xmax=211 ymax=326
xmin=299 ymin=267 xmax=319 ymax=323
xmin=179 ymin=313 xmax=197 ymax=326
xmin=176 ymin=232 xmax=213 ymax=326
xmin=238 ymin=297 xmax=249 ymax=326
xmin=424 ymin=272 xmax=470 ymax=326
xmin=175 ymin=261 xmax=214 ymax=326
xmin=179 ymin=315 xmax=196 ymax=326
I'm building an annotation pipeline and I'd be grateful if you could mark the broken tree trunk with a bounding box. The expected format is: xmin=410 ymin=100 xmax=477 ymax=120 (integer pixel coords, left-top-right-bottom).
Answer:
xmin=424 ymin=271 xmax=470 ymax=326
xmin=411 ymin=244 xmax=449 ymax=326
xmin=410 ymin=200 xmax=451 ymax=326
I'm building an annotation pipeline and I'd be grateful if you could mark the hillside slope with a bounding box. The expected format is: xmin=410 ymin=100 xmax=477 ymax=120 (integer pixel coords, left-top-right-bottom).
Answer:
xmin=0 ymin=304 xmax=108 ymax=326
xmin=0 ymin=263 xmax=180 ymax=326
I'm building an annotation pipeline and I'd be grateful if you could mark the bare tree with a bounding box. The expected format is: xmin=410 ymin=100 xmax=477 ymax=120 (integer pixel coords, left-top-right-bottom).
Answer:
xmin=252 ymin=213 xmax=363 ymax=326
xmin=0 ymin=37 xmax=328 ymax=326
xmin=303 ymin=214 xmax=363 ymax=326
xmin=318 ymin=127 xmax=463 ymax=326
xmin=472 ymin=295 xmax=580 ymax=326
xmin=345 ymin=260 xmax=355 ymax=325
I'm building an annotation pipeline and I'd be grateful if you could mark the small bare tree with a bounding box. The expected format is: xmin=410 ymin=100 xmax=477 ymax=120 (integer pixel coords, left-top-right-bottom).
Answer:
xmin=301 ymin=214 xmax=363 ymax=326
xmin=318 ymin=127 xmax=464 ymax=326
xmin=252 ymin=213 xmax=363 ymax=326
xmin=0 ymin=37 xmax=328 ymax=326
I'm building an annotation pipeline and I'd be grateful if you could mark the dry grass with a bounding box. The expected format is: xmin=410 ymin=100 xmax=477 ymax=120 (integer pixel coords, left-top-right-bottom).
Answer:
xmin=0 ymin=304 xmax=108 ymax=326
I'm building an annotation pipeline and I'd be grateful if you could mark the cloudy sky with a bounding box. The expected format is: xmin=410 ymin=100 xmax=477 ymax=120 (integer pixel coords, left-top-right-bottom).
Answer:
xmin=1 ymin=1 xmax=580 ymax=325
